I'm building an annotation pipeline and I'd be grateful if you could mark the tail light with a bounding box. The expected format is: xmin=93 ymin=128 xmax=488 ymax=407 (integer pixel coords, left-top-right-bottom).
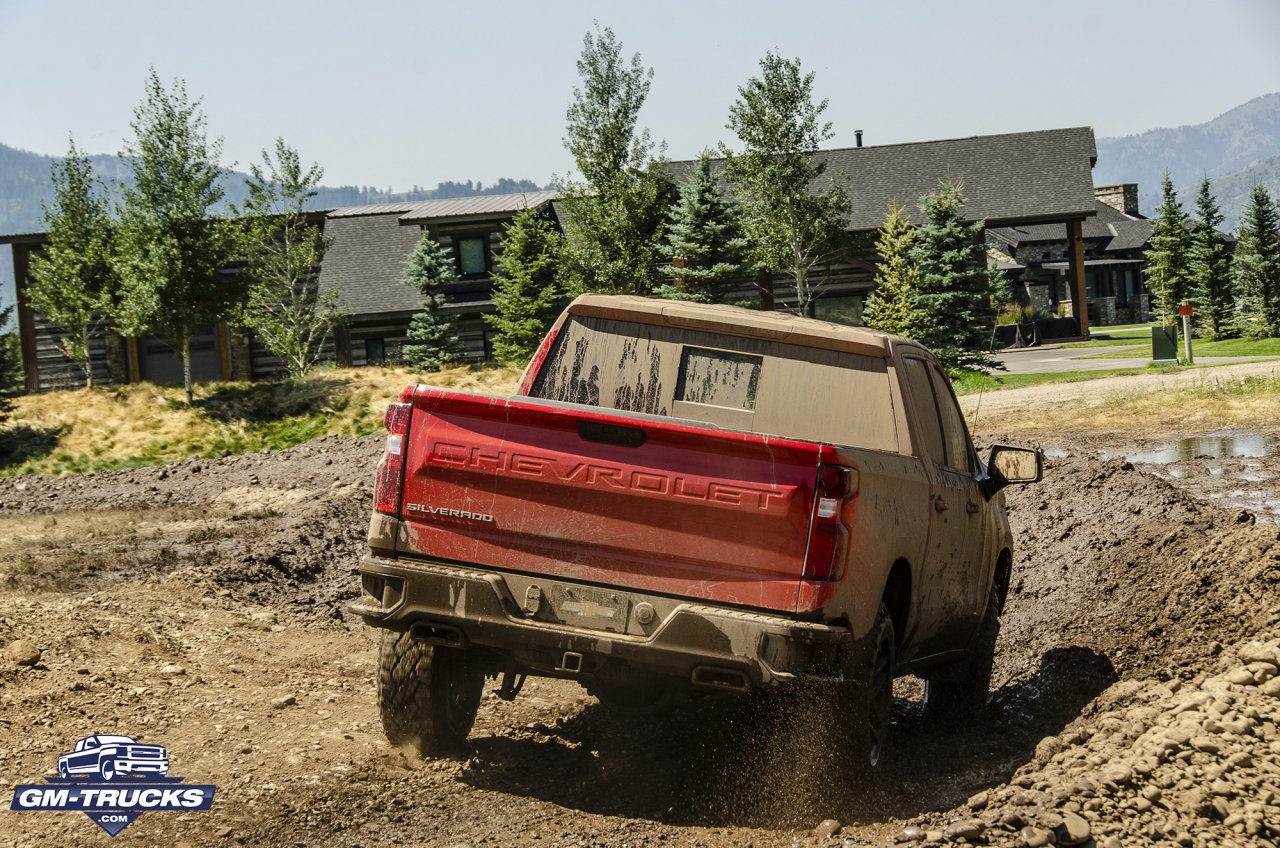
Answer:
xmin=803 ymin=464 xmax=858 ymax=581
xmin=374 ymin=387 xmax=415 ymax=516
xmin=516 ymin=328 xmax=559 ymax=396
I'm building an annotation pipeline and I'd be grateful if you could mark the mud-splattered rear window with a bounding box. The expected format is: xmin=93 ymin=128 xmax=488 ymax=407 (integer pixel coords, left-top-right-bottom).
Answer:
xmin=530 ymin=315 xmax=898 ymax=452
xmin=676 ymin=348 xmax=761 ymax=411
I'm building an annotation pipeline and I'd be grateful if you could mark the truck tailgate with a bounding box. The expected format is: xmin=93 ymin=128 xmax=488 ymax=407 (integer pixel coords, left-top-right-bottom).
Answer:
xmin=396 ymin=386 xmax=830 ymax=612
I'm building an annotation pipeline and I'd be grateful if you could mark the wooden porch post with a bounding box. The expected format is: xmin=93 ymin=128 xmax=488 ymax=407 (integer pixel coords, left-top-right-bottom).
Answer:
xmin=13 ymin=245 xmax=40 ymax=393
xmin=1066 ymin=220 xmax=1089 ymax=338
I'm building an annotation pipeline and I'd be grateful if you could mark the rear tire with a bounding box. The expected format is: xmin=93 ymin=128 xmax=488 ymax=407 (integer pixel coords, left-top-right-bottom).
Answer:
xmin=378 ymin=630 xmax=485 ymax=757
xmin=922 ymin=583 xmax=1001 ymax=722
xmin=847 ymin=602 xmax=895 ymax=772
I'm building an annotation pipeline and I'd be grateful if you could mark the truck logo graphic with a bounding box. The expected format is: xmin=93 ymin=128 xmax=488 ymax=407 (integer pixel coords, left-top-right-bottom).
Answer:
xmin=57 ymin=734 xmax=170 ymax=781
xmin=9 ymin=732 xmax=215 ymax=837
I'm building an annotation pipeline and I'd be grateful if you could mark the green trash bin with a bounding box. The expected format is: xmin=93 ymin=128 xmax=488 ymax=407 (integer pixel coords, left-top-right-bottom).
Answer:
xmin=1152 ymin=324 xmax=1178 ymax=364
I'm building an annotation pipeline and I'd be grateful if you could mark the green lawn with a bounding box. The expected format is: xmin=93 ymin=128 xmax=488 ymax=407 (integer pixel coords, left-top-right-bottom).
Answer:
xmin=1083 ymin=336 xmax=1280 ymax=359
xmin=1059 ymin=338 xmax=1147 ymax=349
xmin=1094 ymin=322 xmax=1158 ymax=334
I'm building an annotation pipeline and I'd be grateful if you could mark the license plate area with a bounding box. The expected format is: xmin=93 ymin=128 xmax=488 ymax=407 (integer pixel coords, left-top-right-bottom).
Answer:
xmin=548 ymin=584 xmax=628 ymax=632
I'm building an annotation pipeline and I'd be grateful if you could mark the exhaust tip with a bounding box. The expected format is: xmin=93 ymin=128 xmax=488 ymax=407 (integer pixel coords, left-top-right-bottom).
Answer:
xmin=691 ymin=665 xmax=750 ymax=693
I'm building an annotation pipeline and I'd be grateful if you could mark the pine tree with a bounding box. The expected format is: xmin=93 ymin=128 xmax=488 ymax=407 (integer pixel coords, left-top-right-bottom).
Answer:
xmin=1187 ymin=179 xmax=1235 ymax=338
xmin=401 ymin=232 xmax=465 ymax=370
xmin=27 ymin=137 xmax=118 ymax=387
xmin=1145 ymin=172 xmax=1193 ymax=326
xmin=1232 ymin=184 xmax=1280 ymax=339
xmin=485 ymin=206 xmax=565 ymax=364
xmin=907 ymin=183 xmax=1003 ymax=371
xmin=654 ymin=152 xmax=750 ymax=303
xmin=862 ymin=203 xmax=919 ymax=337
xmin=559 ymin=24 xmax=673 ymax=296
xmin=722 ymin=52 xmax=850 ymax=316
xmin=113 ymin=69 xmax=239 ymax=404
xmin=234 ymin=139 xmax=345 ymax=378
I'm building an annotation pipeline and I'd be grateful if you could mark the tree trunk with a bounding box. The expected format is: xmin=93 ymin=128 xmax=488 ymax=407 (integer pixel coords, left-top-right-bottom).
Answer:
xmin=182 ymin=329 xmax=193 ymax=405
xmin=82 ymin=327 xmax=94 ymax=389
xmin=756 ymin=268 xmax=775 ymax=312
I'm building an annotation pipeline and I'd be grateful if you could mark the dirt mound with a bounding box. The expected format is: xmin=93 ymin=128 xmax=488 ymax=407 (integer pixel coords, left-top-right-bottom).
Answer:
xmin=890 ymin=633 xmax=1280 ymax=847
xmin=0 ymin=433 xmax=383 ymax=514
xmin=1000 ymin=452 xmax=1280 ymax=682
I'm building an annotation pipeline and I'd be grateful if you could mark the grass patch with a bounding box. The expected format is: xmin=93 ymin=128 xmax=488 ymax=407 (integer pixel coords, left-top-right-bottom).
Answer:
xmin=0 ymin=364 xmax=523 ymax=477
xmin=1092 ymin=322 xmax=1158 ymax=334
xmin=1058 ymin=339 xmax=1147 ymax=349
xmin=984 ymin=373 xmax=1280 ymax=436
xmin=1083 ymin=336 xmax=1280 ymax=360
xmin=952 ymin=367 xmax=1159 ymax=395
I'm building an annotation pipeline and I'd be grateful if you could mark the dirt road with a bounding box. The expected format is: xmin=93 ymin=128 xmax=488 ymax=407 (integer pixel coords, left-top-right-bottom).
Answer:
xmin=2 ymin=427 xmax=1279 ymax=846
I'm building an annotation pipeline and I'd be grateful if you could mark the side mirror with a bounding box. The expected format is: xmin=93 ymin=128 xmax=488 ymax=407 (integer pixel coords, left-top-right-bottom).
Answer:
xmin=985 ymin=445 xmax=1043 ymax=495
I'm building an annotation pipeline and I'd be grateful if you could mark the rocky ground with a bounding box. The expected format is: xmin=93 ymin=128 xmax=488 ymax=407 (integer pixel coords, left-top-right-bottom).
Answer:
xmin=2 ymin=427 xmax=1279 ymax=847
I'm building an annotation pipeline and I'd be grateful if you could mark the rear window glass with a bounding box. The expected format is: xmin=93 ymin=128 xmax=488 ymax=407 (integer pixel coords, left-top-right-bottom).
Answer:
xmin=676 ymin=348 xmax=761 ymax=411
xmin=530 ymin=315 xmax=898 ymax=453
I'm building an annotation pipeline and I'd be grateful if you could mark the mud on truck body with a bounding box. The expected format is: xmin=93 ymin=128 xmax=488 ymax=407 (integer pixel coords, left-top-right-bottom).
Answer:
xmin=352 ymin=295 xmax=1041 ymax=768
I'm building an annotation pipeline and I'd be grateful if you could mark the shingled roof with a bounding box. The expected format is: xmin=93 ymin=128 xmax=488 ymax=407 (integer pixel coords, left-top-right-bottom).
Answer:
xmin=668 ymin=126 xmax=1099 ymax=232
xmin=317 ymin=212 xmax=423 ymax=316
xmin=989 ymin=200 xmax=1153 ymax=251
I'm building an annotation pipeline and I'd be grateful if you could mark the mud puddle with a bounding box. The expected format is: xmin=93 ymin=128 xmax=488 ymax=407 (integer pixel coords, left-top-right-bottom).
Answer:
xmin=1045 ymin=430 xmax=1280 ymax=523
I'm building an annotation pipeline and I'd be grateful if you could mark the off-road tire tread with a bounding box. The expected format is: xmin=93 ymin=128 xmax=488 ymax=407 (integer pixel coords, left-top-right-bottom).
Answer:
xmin=378 ymin=630 xmax=481 ymax=756
xmin=922 ymin=583 xmax=1001 ymax=722
xmin=856 ymin=602 xmax=896 ymax=772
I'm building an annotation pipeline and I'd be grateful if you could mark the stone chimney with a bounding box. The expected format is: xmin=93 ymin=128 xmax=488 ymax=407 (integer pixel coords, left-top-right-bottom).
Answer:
xmin=1094 ymin=184 xmax=1140 ymax=217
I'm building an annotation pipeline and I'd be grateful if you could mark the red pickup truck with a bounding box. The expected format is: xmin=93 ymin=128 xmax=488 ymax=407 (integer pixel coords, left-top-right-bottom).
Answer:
xmin=353 ymin=295 xmax=1041 ymax=769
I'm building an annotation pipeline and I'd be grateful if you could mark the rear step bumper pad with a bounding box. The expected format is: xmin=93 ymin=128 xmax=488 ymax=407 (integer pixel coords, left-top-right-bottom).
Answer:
xmin=352 ymin=554 xmax=856 ymax=687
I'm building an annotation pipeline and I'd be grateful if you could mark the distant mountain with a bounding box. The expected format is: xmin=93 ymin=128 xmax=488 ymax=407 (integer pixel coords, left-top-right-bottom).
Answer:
xmin=0 ymin=142 xmax=550 ymax=236
xmin=1095 ymin=93 xmax=1280 ymax=230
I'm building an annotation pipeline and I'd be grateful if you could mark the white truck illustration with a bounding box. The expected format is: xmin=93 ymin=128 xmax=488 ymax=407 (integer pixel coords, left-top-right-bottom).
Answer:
xmin=57 ymin=735 xmax=170 ymax=781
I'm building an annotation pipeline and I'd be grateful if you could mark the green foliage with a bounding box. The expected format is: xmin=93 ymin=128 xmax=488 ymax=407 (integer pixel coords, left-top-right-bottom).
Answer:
xmin=559 ymin=24 xmax=673 ymax=296
xmin=1187 ymin=179 xmax=1236 ymax=338
xmin=1145 ymin=172 xmax=1193 ymax=325
xmin=905 ymin=183 xmax=1003 ymax=371
xmin=27 ymin=137 xmax=118 ymax=387
xmin=862 ymin=203 xmax=919 ymax=337
xmin=485 ymin=206 xmax=565 ymax=364
xmin=654 ymin=152 xmax=749 ymax=303
xmin=0 ymin=302 xmax=23 ymax=423
xmin=721 ymin=52 xmax=850 ymax=316
xmin=401 ymin=233 xmax=465 ymax=370
xmin=235 ymin=138 xmax=345 ymax=377
xmin=1232 ymin=184 xmax=1280 ymax=339
xmin=113 ymin=69 xmax=240 ymax=403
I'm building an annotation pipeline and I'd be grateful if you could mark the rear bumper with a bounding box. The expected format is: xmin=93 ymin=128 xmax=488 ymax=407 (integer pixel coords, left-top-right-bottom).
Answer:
xmin=352 ymin=554 xmax=857 ymax=690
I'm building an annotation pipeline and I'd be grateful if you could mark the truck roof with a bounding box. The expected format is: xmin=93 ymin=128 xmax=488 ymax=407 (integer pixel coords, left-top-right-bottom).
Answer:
xmin=565 ymin=294 xmax=927 ymax=360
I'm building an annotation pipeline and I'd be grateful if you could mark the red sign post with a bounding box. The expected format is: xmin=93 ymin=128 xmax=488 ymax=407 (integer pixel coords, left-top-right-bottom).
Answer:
xmin=1178 ymin=304 xmax=1194 ymax=364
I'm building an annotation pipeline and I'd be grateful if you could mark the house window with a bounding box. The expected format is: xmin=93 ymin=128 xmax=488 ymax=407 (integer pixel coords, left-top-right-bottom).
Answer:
xmin=365 ymin=338 xmax=385 ymax=366
xmin=456 ymin=236 xmax=488 ymax=276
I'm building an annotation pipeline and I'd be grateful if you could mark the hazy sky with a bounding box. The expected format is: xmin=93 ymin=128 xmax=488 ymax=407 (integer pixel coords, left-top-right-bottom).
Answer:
xmin=3 ymin=0 xmax=1279 ymax=189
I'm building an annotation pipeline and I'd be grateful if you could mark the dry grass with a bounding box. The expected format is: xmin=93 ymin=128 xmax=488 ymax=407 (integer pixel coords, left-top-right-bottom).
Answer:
xmin=1 ymin=364 xmax=523 ymax=476
xmin=983 ymin=374 xmax=1280 ymax=437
